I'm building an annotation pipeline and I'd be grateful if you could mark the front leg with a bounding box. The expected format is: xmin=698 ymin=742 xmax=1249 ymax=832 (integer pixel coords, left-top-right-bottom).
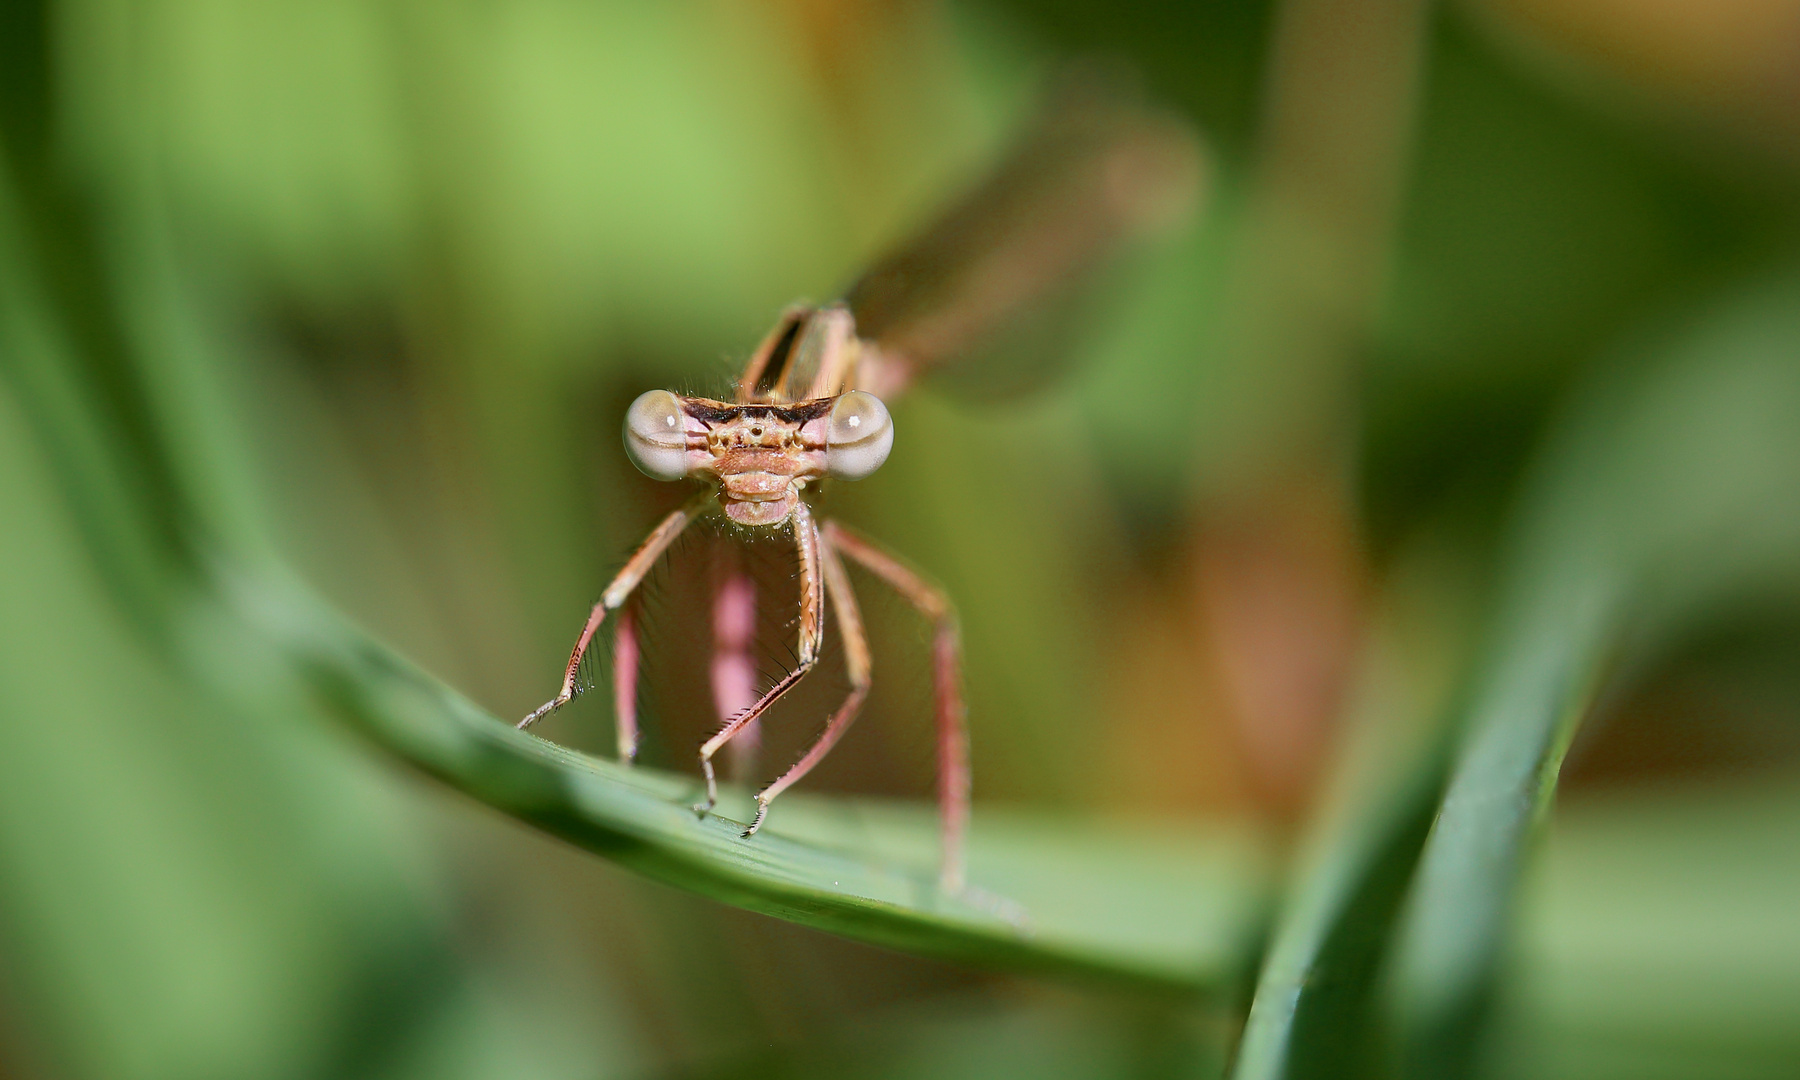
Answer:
xmin=519 ymin=490 xmax=713 ymax=732
xmin=692 ymin=500 xmax=825 ymax=816
xmin=741 ymin=520 xmax=872 ymax=838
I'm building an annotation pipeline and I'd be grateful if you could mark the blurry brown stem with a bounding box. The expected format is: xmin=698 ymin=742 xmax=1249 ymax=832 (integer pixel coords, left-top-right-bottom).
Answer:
xmin=1214 ymin=0 xmax=1430 ymax=475
xmin=1194 ymin=0 xmax=1432 ymax=818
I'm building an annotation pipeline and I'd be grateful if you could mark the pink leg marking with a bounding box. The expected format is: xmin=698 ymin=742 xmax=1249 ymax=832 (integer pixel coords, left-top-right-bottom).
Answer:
xmin=612 ymin=600 xmax=640 ymax=762
xmin=712 ymin=566 xmax=760 ymax=779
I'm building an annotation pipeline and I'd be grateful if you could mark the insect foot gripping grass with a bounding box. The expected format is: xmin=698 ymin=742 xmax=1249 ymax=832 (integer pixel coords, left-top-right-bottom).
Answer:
xmin=518 ymin=77 xmax=1204 ymax=894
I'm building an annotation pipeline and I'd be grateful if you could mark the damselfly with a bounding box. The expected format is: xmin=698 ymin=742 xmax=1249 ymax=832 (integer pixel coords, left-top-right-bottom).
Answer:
xmin=519 ymin=77 xmax=1201 ymax=892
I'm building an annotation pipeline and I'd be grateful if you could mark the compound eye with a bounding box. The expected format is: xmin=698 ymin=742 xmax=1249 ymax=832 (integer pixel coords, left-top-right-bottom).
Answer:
xmin=825 ymin=391 xmax=893 ymax=480
xmin=623 ymin=390 xmax=690 ymax=481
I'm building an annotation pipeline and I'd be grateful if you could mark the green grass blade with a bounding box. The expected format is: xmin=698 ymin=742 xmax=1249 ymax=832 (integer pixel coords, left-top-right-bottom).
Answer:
xmin=1229 ymin=722 xmax=1446 ymax=1080
xmin=1231 ymin=273 xmax=1800 ymax=1078
xmin=1389 ymin=276 xmax=1800 ymax=1075
xmin=234 ymin=571 xmax=1266 ymax=993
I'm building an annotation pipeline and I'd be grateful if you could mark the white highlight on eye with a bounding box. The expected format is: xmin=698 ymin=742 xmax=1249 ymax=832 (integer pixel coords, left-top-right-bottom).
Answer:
xmin=825 ymin=391 xmax=892 ymax=481
xmin=623 ymin=389 xmax=689 ymax=481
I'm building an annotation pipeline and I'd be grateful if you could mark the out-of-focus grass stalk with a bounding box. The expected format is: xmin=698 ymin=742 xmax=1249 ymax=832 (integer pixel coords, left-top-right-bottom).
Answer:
xmin=1187 ymin=0 xmax=1434 ymax=819
xmin=1230 ymin=271 xmax=1800 ymax=1079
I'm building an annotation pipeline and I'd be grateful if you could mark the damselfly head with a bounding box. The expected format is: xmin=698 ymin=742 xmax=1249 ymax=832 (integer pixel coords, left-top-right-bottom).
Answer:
xmin=623 ymin=388 xmax=893 ymax=527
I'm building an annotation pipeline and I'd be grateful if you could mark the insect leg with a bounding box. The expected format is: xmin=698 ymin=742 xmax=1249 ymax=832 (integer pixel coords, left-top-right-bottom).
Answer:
xmin=693 ymin=500 xmax=824 ymax=817
xmin=823 ymin=521 xmax=968 ymax=893
xmin=741 ymin=522 xmax=872 ymax=838
xmin=518 ymin=490 xmax=714 ymax=732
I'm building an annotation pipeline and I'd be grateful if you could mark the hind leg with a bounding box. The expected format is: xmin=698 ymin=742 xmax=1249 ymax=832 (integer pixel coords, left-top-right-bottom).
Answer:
xmin=824 ymin=521 xmax=968 ymax=893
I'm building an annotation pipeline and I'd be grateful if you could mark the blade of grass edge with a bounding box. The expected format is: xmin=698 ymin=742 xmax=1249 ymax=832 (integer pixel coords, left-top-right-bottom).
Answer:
xmin=1229 ymin=271 xmax=1800 ymax=1079
xmin=230 ymin=566 xmax=1263 ymax=993
xmin=1227 ymin=572 xmax=1471 ymax=1080
xmin=1228 ymin=724 xmax=1446 ymax=1079
xmin=1387 ymin=274 xmax=1800 ymax=1076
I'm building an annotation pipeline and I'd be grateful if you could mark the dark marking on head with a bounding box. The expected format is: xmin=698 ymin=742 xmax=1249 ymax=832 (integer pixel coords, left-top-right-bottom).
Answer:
xmin=772 ymin=399 xmax=833 ymax=423
xmin=684 ymin=400 xmax=740 ymax=424
xmin=681 ymin=397 xmax=834 ymax=425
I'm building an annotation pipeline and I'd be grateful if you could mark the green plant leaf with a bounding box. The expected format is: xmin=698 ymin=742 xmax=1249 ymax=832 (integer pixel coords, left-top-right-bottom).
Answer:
xmin=1389 ymin=275 xmax=1800 ymax=1073
xmin=1231 ymin=273 xmax=1800 ymax=1079
xmin=236 ymin=572 xmax=1266 ymax=993
xmin=1229 ymin=713 xmax=1448 ymax=1080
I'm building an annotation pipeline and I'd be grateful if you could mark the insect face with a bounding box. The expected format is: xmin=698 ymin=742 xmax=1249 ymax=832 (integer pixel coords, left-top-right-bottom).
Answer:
xmin=623 ymin=392 xmax=891 ymax=526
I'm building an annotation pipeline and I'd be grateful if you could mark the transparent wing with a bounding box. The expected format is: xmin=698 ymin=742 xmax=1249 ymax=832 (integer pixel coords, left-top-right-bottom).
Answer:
xmin=844 ymin=69 xmax=1206 ymax=396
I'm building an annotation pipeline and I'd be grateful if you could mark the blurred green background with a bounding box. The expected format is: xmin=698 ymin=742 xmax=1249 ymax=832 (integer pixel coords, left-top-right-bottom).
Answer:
xmin=3 ymin=0 xmax=1800 ymax=1077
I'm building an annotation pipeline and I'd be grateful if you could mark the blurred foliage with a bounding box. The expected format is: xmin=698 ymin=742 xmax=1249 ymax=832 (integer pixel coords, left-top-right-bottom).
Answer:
xmin=3 ymin=0 xmax=1800 ymax=1078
